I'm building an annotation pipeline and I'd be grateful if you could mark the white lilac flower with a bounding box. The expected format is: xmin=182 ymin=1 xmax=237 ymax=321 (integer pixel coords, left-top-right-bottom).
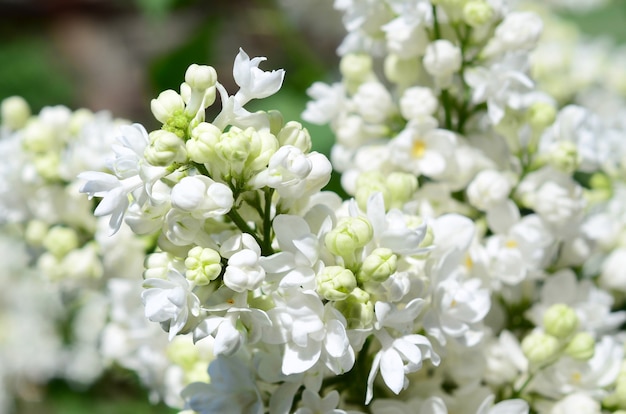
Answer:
xmin=464 ymin=52 xmax=535 ymax=124
xmin=389 ymin=116 xmax=457 ymax=179
xmin=263 ymin=289 xmax=354 ymax=376
xmin=366 ymin=298 xmax=439 ymax=403
xmin=182 ymin=352 xmax=263 ymax=414
xmin=232 ymin=48 xmax=285 ymax=105
xmin=142 ymin=269 xmax=201 ymax=340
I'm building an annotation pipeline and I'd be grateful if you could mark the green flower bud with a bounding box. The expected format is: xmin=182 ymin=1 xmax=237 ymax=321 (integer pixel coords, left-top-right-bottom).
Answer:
xmin=215 ymin=126 xmax=278 ymax=182
xmin=521 ymin=331 xmax=560 ymax=365
xmin=22 ymin=121 xmax=55 ymax=153
xmin=34 ymin=152 xmax=61 ymax=181
xmin=187 ymin=122 xmax=221 ymax=164
xmin=1 ymin=96 xmax=31 ymax=130
xmin=277 ymin=121 xmax=312 ymax=153
xmin=357 ymin=248 xmax=397 ymax=283
xmin=463 ymin=1 xmax=493 ymax=27
xmin=145 ymin=130 xmax=187 ymax=166
xmin=151 ymin=89 xmax=185 ymax=125
xmin=185 ymin=64 xmax=217 ymax=91
xmin=384 ymin=54 xmax=420 ymax=87
xmin=43 ymin=226 xmax=80 ymax=259
xmin=355 ymin=171 xmax=390 ymax=211
xmin=386 ymin=172 xmax=418 ymax=208
xmin=143 ymin=252 xmax=175 ymax=279
xmin=325 ymin=216 xmax=373 ymax=257
xmin=25 ymin=220 xmax=49 ymax=246
xmin=267 ymin=110 xmax=284 ymax=136
xmin=316 ymin=266 xmax=357 ymax=301
xmin=564 ymin=332 xmax=595 ymax=361
xmin=185 ymin=246 xmax=222 ymax=286
xmin=340 ymin=53 xmax=374 ymax=93
xmin=528 ymin=101 xmax=557 ymax=130
xmin=548 ymin=141 xmax=580 ymax=174
xmin=543 ymin=303 xmax=579 ymax=339
xmin=334 ymin=287 xmax=374 ymax=329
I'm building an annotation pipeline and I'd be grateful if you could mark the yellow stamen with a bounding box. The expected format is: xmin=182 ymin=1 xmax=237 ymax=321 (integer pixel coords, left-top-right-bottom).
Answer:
xmin=412 ymin=139 xmax=426 ymax=158
xmin=465 ymin=254 xmax=474 ymax=269
xmin=505 ymin=239 xmax=518 ymax=249
xmin=571 ymin=371 xmax=582 ymax=384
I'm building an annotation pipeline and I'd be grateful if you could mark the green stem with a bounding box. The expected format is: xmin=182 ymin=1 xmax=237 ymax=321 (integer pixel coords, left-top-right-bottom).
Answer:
xmin=262 ymin=188 xmax=274 ymax=254
xmin=227 ymin=208 xmax=270 ymax=255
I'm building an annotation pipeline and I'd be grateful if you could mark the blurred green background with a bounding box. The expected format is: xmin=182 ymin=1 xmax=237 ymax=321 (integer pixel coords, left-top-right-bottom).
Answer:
xmin=0 ymin=0 xmax=625 ymax=412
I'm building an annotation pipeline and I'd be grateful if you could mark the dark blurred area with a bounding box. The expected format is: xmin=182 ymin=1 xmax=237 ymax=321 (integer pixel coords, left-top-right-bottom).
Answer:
xmin=0 ymin=0 xmax=343 ymax=131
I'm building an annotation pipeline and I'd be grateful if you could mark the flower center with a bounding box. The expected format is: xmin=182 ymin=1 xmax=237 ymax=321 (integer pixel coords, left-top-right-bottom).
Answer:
xmin=505 ymin=239 xmax=518 ymax=249
xmin=411 ymin=139 xmax=427 ymax=158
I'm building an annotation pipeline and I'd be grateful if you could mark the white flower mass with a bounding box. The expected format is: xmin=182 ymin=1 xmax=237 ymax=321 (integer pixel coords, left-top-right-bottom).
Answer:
xmin=2 ymin=1 xmax=626 ymax=413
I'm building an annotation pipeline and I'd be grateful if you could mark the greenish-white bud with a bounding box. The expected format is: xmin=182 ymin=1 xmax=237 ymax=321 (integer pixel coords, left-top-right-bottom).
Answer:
xmin=564 ymin=332 xmax=595 ymax=361
xmin=267 ymin=110 xmax=284 ymax=136
xmin=386 ymin=172 xmax=418 ymax=208
xmin=25 ymin=220 xmax=49 ymax=246
xmin=463 ymin=1 xmax=493 ymax=27
xmin=384 ymin=54 xmax=420 ymax=87
xmin=521 ymin=331 xmax=560 ymax=365
xmin=357 ymin=248 xmax=397 ymax=283
xmin=185 ymin=246 xmax=222 ymax=286
xmin=68 ymin=108 xmax=94 ymax=136
xmin=316 ymin=266 xmax=357 ymax=301
xmin=187 ymin=122 xmax=221 ymax=164
xmin=334 ymin=287 xmax=374 ymax=329
xmin=151 ymin=89 xmax=185 ymax=124
xmin=22 ymin=121 xmax=55 ymax=153
xmin=1 ymin=96 xmax=31 ymax=130
xmin=277 ymin=121 xmax=312 ymax=153
xmin=543 ymin=303 xmax=579 ymax=339
xmin=355 ymin=171 xmax=390 ymax=211
xmin=528 ymin=101 xmax=557 ymax=130
xmin=406 ymin=216 xmax=434 ymax=249
xmin=34 ymin=152 xmax=61 ymax=181
xmin=143 ymin=252 xmax=176 ymax=279
xmin=145 ymin=130 xmax=187 ymax=166
xmin=215 ymin=126 xmax=278 ymax=181
xmin=325 ymin=216 xmax=373 ymax=257
xmin=185 ymin=361 xmax=210 ymax=384
xmin=548 ymin=141 xmax=580 ymax=174
xmin=340 ymin=53 xmax=374 ymax=92
xmin=43 ymin=226 xmax=80 ymax=259
xmin=185 ymin=64 xmax=217 ymax=91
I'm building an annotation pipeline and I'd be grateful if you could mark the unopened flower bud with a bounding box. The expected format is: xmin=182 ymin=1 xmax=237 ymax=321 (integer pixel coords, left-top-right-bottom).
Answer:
xmin=340 ymin=53 xmax=374 ymax=92
xmin=521 ymin=331 xmax=560 ymax=365
xmin=34 ymin=152 xmax=61 ymax=181
xmin=267 ymin=110 xmax=284 ymax=136
xmin=355 ymin=171 xmax=390 ymax=211
xmin=548 ymin=141 xmax=580 ymax=174
xmin=185 ymin=246 xmax=222 ymax=286
xmin=151 ymin=90 xmax=185 ymax=124
xmin=325 ymin=216 xmax=373 ymax=257
xmin=384 ymin=54 xmax=420 ymax=87
xmin=463 ymin=1 xmax=493 ymax=27
xmin=144 ymin=252 xmax=175 ymax=280
xmin=25 ymin=220 xmax=49 ymax=246
xmin=170 ymin=175 xmax=233 ymax=219
xmin=277 ymin=121 xmax=312 ymax=153
xmin=544 ymin=303 xmax=579 ymax=339
xmin=528 ymin=101 xmax=556 ymax=129
xmin=1 ymin=96 xmax=30 ymax=130
xmin=316 ymin=266 xmax=357 ymax=301
xmin=386 ymin=172 xmax=418 ymax=208
xmin=43 ymin=226 xmax=80 ymax=259
xmin=564 ymin=332 xmax=595 ymax=361
xmin=22 ymin=121 xmax=55 ymax=153
xmin=334 ymin=287 xmax=374 ymax=329
xmin=399 ymin=86 xmax=438 ymax=120
xmin=423 ymin=40 xmax=462 ymax=88
xmin=187 ymin=122 xmax=221 ymax=164
xmin=357 ymin=248 xmax=397 ymax=283
xmin=145 ymin=130 xmax=187 ymax=166
xmin=185 ymin=64 xmax=217 ymax=91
